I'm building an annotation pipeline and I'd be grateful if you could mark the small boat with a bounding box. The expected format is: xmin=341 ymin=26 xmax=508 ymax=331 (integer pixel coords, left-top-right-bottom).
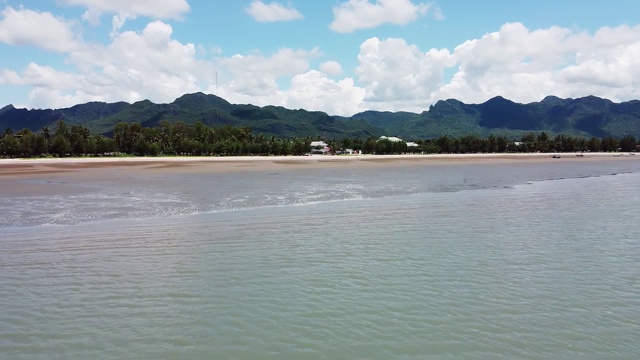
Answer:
xmin=551 ymin=155 xmax=561 ymax=158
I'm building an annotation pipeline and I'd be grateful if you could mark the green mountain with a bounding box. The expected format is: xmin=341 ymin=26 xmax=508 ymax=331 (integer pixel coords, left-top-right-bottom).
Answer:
xmin=78 ymin=93 xmax=384 ymax=138
xmin=2 ymin=93 xmax=640 ymax=139
xmin=349 ymin=95 xmax=640 ymax=139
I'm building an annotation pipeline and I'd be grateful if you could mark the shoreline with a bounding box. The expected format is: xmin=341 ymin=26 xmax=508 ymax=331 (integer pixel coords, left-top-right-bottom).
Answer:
xmin=1 ymin=152 xmax=638 ymax=180
xmin=1 ymin=151 xmax=639 ymax=200
xmin=0 ymin=151 xmax=633 ymax=163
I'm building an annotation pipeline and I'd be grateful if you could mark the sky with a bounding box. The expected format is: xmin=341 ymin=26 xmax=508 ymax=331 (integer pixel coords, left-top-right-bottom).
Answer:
xmin=1 ymin=0 xmax=640 ymax=116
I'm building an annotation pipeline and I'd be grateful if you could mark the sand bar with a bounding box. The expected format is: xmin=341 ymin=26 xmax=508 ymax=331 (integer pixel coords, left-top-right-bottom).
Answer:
xmin=1 ymin=152 xmax=638 ymax=180
xmin=2 ymin=152 xmax=638 ymax=197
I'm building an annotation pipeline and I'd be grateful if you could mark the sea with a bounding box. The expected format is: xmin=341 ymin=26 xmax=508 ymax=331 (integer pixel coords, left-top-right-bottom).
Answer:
xmin=1 ymin=158 xmax=640 ymax=359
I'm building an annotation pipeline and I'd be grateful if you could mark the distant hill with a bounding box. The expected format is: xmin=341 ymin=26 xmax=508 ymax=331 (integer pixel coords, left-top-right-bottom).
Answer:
xmin=349 ymin=95 xmax=640 ymax=139
xmin=2 ymin=93 xmax=640 ymax=139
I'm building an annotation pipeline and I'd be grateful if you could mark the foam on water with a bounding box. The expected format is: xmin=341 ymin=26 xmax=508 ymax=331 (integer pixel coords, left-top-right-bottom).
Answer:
xmin=3 ymin=160 xmax=640 ymax=229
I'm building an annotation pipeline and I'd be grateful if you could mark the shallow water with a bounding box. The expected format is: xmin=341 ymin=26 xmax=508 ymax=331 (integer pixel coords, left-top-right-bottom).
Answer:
xmin=2 ymin=159 xmax=639 ymax=228
xmin=1 ymin=159 xmax=640 ymax=359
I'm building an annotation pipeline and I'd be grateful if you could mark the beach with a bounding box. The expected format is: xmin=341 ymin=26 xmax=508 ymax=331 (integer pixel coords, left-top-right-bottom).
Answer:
xmin=2 ymin=152 xmax=638 ymax=199
xmin=1 ymin=152 xmax=636 ymax=180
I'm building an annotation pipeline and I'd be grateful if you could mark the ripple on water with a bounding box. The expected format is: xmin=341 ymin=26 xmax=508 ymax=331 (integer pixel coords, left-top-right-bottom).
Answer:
xmin=1 ymin=170 xmax=640 ymax=359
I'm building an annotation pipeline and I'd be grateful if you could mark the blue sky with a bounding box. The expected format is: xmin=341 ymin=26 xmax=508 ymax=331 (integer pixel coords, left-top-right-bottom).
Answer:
xmin=1 ymin=0 xmax=640 ymax=116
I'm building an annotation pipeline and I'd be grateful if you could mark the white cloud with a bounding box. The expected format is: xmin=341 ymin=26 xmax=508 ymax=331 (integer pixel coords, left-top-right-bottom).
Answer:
xmin=356 ymin=37 xmax=455 ymax=111
xmin=215 ymin=48 xmax=318 ymax=99
xmin=22 ymin=63 xmax=104 ymax=108
xmin=0 ymin=6 xmax=81 ymax=52
xmin=110 ymin=12 xmax=132 ymax=37
xmin=330 ymin=0 xmax=432 ymax=33
xmin=430 ymin=22 xmax=640 ymax=105
xmin=285 ymin=71 xmax=365 ymax=115
xmin=59 ymin=0 xmax=190 ymax=24
xmin=208 ymin=52 xmax=365 ymax=116
xmin=319 ymin=61 xmax=343 ymax=76
xmin=347 ymin=23 xmax=640 ymax=113
xmin=76 ymin=21 xmax=211 ymax=104
xmin=22 ymin=63 xmax=81 ymax=89
xmin=245 ymin=1 xmax=303 ymax=22
xmin=6 ymin=20 xmax=214 ymax=108
xmin=0 ymin=69 xmax=24 ymax=85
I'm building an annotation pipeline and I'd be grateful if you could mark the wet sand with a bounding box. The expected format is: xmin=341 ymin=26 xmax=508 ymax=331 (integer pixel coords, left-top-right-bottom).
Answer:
xmin=1 ymin=153 xmax=637 ymax=180
xmin=1 ymin=152 xmax=638 ymax=199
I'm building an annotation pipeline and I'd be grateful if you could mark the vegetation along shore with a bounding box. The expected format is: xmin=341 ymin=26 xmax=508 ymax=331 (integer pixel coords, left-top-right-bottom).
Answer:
xmin=1 ymin=119 xmax=638 ymax=159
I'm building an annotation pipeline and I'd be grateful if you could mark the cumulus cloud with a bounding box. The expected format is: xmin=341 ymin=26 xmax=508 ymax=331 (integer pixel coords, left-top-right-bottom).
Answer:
xmin=2 ymin=11 xmax=350 ymax=112
xmin=330 ymin=0 xmax=432 ymax=33
xmin=89 ymin=21 xmax=209 ymax=101
xmin=281 ymin=71 xmax=364 ymax=115
xmin=0 ymin=6 xmax=82 ymax=52
xmin=22 ymin=63 xmax=104 ymax=107
xmin=429 ymin=22 xmax=640 ymax=105
xmin=0 ymin=69 xmax=22 ymax=85
xmin=215 ymin=48 xmax=319 ymax=99
xmin=6 ymin=20 xmax=214 ymax=108
xmin=59 ymin=0 xmax=190 ymax=24
xmin=356 ymin=37 xmax=454 ymax=111
xmin=558 ymin=25 xmax=640 ymax=90
xmin=203 ymin=52 xmax=369 ymax=116
xmin=245 ymin=1 xmax=303 ymax=22
xmin=319 ymin=61 xmax=344 ymax=76
xmin=340 ymin=22 xmax=640 ymax=113
xmin=110 ymin=12 xmax=132 ymax=37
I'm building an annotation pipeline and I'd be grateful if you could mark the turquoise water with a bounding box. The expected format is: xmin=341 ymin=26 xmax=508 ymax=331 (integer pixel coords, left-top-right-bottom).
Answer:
xmin=1 ymin=160 xmax=640 ymax=359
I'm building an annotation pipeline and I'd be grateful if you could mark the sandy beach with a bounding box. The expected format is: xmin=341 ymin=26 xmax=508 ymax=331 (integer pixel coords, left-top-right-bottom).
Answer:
xmin=1 ymin=152 xmax=638 ymax=180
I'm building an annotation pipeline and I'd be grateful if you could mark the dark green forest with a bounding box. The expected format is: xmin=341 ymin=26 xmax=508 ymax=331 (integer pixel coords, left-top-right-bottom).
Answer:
xmin=1 ymin=120 xmax=637 ymax=159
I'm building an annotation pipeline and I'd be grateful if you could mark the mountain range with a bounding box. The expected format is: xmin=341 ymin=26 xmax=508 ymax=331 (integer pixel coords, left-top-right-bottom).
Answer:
xmin=2 ymin=93 xmax=640 ymax=139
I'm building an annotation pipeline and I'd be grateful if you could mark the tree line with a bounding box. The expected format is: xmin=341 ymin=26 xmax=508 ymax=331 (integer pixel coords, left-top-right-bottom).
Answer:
xmin=0 ymin=120 xmax=310 ymax=158
xmin=0 ymin=120 xmax=638 ymax=158
xmin=301 ymin=132 xmax=637 ymax=155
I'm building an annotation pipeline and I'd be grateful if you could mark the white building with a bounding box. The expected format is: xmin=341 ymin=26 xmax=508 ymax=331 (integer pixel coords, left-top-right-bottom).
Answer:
xmin=310 ymin=141 xmax=330 ymax=154
xmin=310 ymin=141 xmax=328 ymax=147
